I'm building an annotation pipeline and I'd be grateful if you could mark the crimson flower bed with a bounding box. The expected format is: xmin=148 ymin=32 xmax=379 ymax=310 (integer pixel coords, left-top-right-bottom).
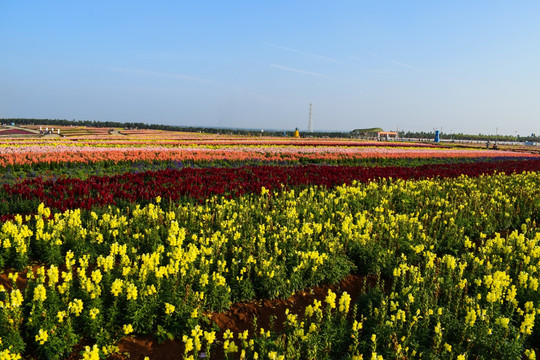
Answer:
xmin=2 ymin=159 xmax=540 ymax=216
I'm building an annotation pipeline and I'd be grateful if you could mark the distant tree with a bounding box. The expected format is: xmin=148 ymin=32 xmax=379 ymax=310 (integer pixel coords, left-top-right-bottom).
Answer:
xmin=2 ymin=118 xmax=352 ymax=138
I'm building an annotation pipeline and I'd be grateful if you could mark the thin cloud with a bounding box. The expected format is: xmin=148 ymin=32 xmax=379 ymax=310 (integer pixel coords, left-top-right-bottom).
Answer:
xmin=111 ymin=67 xmax=221 ymax=85
xmin=368 ymin=53 xmax=420 ymax=71
xmin=387 ymin=60 xmax=420 ymax=71
xmin=269 ymin=64 xmax=331 ymax=79
xmin=365 ymin=69 xmax=390 ymax=74
xmin=264 ymin=43 xmax=341 ymax=63
xmin=114 ymin=66 xmax=276 ymax=103
xmin=348 ymin=56 xmax=390 ymax=74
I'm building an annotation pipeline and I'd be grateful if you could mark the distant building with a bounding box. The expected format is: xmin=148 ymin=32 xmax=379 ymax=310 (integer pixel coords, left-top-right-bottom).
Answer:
xmin=350 ymin=128 xmax=383 ymax=139
xmin=377 ymin=131 xmax=398 ymax=141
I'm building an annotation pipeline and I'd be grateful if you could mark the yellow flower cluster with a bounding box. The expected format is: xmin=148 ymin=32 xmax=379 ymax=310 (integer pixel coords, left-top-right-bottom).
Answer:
xmin=34 ymin=329 xmax=48 ymax=345
xmin=164 ymin=302 xmax=175 ymax=315
xmin=123 ymin=324 xmax=133 ymax=335
xmin=81 ymin=345 xmax=100 ymax=360
xmin=0 ymin=348 xmax=22 ymax=360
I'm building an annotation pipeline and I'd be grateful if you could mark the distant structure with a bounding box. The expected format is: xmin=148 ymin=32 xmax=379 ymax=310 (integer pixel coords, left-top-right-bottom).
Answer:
xmin=434 ymin=130 xmax=440 ymax=143
xmin=308 ymin=103 xmax=313 ymax=132
xmin=378 ymin=131 xmax=398 ymax=141
xmin=350 ymin=127 xmax=383 ymax=139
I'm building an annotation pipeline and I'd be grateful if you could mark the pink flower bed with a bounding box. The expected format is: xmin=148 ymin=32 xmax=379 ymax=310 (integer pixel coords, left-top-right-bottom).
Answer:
xmin=0 ymin=144 xmax=536 ymax=167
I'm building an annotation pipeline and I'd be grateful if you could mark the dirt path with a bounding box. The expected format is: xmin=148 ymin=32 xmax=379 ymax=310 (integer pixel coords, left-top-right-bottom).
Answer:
xmin=109 ymin=129 xmax=125 ymax=136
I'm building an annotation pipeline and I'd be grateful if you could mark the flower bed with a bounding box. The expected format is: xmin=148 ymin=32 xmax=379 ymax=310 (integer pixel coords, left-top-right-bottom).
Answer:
xmin=2 ymin=159 xmax=540 ymax=217
xmin=0 ymin=171 xmax=539 ymax=359
xmin=1 ymin=131 xmax=540 ymax=359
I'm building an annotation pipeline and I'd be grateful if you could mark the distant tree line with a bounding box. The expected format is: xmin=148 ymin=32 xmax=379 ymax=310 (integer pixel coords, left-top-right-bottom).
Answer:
xmin=402 ymin=131 xmax=539 ymax=143
xmin=3 ymin=119 xmax=537 ymax=142
xmin=1 ymin=118 xmax=352 ymax=139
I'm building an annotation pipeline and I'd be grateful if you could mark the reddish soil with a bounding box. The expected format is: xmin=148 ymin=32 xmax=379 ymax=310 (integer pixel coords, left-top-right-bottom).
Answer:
xmin=0 ymin=266 xmax=36 ymax=289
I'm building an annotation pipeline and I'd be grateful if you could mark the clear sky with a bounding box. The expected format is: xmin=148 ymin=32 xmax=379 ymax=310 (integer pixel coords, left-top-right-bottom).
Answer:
xmin=1 ymin=1 xmax=540 ymax=135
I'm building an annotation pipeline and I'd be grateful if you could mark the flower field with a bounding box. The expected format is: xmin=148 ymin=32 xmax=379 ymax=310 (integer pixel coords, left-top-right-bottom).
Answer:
xmin=1 ymin=129 xmax=540 ymax=360
xmin=0 ymin=134 xmax=536 ymax=170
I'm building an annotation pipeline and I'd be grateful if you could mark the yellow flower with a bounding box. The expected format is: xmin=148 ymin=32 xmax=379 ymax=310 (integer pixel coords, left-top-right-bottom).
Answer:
xmin=496 ymin=317 xmax=510 ymax=329
xmin=47 ymin=265 xmax=59 ymax=287
xmin=10 ymin=289 xmax=23 ymax=308
xmin=65 ymin=250 xmax=75 ymax=269
xmin=199 ymin=273 xmax=209 ymax=287
xmin=238 ymin=330 xmax=249 ymax=340
xmin=35 ymin=329 xmax=48 ymax=345
xmin=223 ymin=329 xmax=234 ymax=340
xmin=68 ymin=299 xmax=84 ymax=316
xmin=57 ymin=311 xmax=66 ymax=323
xmin=520 ymin=313 xmax=535 ymax=334
xmin=434 ymin=322 xmax=442 ymax=336
xmin=222 ymin=339 xmax=238 ymax=354
xmin=204 ymin=331 xmax=216 ymax=344
xmin=191 ymin=325 xmax=203 ymax=338
xmin=91 ymin=269 xmax=102 ymax=284
xmin=338 ymin=292 xmax=351 ymax=313
xmin=111 ymin=278 xmax=123 ymax=296
xmin=465 ymin=309 xmax=476 ymax=327
xmin=325 ymin=289 xmax=337 ymax=309
xmin=0 ymin=348 xmax=22 ymax=360
xmin=82 ymin=345 xmax=100 ymax=360
xmin=123 ymin=324 xmax=134 ymax=335
xmin=89 ymin=308 xmax=100 ymax=320
xmin=525 ymin=349 xmax=536 ymax=360
xmin=126 ymin=283 xmax=138 ymax=300
xmin=33 ymin=284 xmax=47 ymax=302
xmin=183 ymin=336 xmax=194 ymax=353
xmin=352 ymin=320 xmax=363 ymax=332
xmin=164 ymin=302 xmax=175 ymax=315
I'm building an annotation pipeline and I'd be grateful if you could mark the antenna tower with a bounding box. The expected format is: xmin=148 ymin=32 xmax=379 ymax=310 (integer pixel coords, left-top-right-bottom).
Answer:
xmin=308 ymin=102 xmax=313 ymax=132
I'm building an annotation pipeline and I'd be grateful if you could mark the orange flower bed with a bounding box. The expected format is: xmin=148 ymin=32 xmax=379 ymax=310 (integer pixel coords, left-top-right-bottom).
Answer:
xmin=0 ymin=144 xmax=536 ymax=167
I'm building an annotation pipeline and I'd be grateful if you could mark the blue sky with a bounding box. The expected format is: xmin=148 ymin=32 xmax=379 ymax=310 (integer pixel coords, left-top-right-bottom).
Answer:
xmin=1 ymin=1 xmax=539 ymax=135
